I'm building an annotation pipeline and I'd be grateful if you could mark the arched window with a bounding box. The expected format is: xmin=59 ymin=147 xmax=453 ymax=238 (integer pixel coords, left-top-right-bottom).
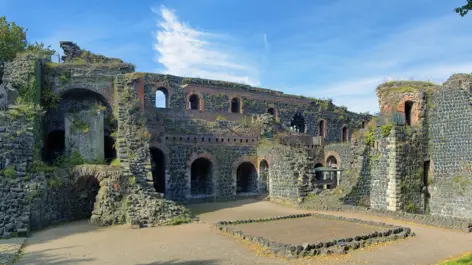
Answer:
xmin=405 ymin=101 xmax=413 ymax=126
xmin=268 ymin=108 xmax=276 ymax=116
xmin=319 ymin=120 xmax=326 ymax=137
xmin=155 ymin=87 xmax=168 ymax=108
xmin=361 ymin=121 xmax=365 ymax=129
xmin=290 ymin=112 xmax=305 ymax=133
xmin=230 ymin=98 xmax=241 ymax=113
xmin=341 ymin=126 xmax=349 ymax=142
xmin=189 ymin=94 xmax=200 ymax=110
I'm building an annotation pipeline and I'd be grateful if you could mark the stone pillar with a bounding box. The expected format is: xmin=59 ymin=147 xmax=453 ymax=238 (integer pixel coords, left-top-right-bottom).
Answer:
xmin=65 ymin=110 xmax=104 ymax=162
xmin=386 ymin=126 xmax=402 ymax=211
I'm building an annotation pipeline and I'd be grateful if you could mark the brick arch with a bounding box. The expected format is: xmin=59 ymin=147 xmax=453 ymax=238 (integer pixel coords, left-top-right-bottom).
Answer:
xmin=186 ymin=90 xmax=204 ymax=111
xmin=59 ymin=87 xmax=112 ymax=107
xmin=324 ymin=150 xmax=342 ymax=168
xmin=228 ymin=95 xmax=243 ymax=114
xmin=187 ymin=152 xmax=218 ymax=197
xmin=397 ymin=95 xmax=421 ymax=126
xmin=232 ymin=156 xmax=258 ymax=195
xmin=71 ymin=165 xmax=121 ymax=183
xmin=257 ymin=156 xmax=271 ymax=173
xmin=340 ymin=124 xmax=349 ymax=142
xmin=149 ymin=144 xmax=170 ymax=168
xmin=152 ymin=83 xmax=173 ymax=108
xmin=267 ymin=104 xmax=278 ymax=120
xmin=318 ymin=119 xmax=327 ymax=138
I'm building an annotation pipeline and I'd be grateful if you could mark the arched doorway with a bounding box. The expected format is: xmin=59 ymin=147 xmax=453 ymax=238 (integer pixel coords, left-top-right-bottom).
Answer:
xmin=75 ymin=175 xmax=100 ymax=219
xmin=190 ymin=158 xmax=213 ymax=196
xmin=291 ymin=112 xmax=305 ymax=133
xmin=259 ymin=160 xmax=269 ymax=193
xmin=44 ymin=130 xmax=65 ymax=163
xmin=104 ymin=135 xmax=116 ymax=164
xmin=326 ymin=156 xmax=338 ymax=189
xmin=268 ymin=108 xmax=276 ymax=116
xmin=236 ymin=162 xmax=258 ymax=194
xmin=189 ymin=94 xmax=200 ymax=110
xmin=319 ymin=120 xmax=326 ymax=137
xmin=231 ymin=98 xmax=241 ymax=113
xmin=150 ymin=147 xmax=166 ymax=193
xmin=156 ymin=87 xmax=168 ymax=108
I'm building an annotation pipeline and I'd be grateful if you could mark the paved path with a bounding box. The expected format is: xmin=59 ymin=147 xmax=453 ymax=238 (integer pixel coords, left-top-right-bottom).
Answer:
xmin=14 ymin=199 xmax=472 ymax=265
xmin=0 ymin=238 xmax=26 ymax=265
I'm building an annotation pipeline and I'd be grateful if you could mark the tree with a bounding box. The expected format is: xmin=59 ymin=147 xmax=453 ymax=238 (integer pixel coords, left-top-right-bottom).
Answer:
xmin=456 ymin=0 xmax=472 ymax=17
xmin=0 ymin=16 xmax=27 ymax=61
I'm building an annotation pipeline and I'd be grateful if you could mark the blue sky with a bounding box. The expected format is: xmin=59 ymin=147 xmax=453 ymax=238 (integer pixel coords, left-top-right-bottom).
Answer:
xmin=2 ymin=0 xmax=472 ymax=113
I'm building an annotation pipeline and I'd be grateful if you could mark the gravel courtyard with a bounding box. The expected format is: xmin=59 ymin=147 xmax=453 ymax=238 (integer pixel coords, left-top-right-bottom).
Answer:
xmin=12 ymin=199 xmax=472 ymax=265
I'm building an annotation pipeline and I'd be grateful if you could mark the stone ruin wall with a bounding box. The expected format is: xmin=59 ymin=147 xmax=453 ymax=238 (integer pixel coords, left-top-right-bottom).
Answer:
xmin=428 ymin=75 xmax=472 ymax=219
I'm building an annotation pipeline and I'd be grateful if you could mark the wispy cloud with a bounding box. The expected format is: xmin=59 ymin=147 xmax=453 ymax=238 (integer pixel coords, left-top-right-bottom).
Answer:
xmin=152 ymin=6 xmax=259 ymax=86
xmin=302 ymin=14 xmax=472 ymax=113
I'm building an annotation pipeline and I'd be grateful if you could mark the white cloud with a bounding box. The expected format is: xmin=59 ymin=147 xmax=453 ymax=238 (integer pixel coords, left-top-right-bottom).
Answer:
xmin=152 ymin=6 xmax=259 ymax=86
xmin=307 ymin=14 xmax=472 ymax=114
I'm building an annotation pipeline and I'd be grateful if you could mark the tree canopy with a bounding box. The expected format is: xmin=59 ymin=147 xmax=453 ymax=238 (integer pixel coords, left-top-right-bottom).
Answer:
xmin=0 ymin=16 xmax=55 ymax=62
xmin=456 ymin=0 xmax=472 ymax=16
xmin=0 ymin=16 xmax=27 ymax=61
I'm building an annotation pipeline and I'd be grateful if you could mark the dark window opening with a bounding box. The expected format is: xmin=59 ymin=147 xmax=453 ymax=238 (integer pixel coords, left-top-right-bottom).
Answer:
xmin=191 ymin=158 xmax=213 ymax=195
xmin=236 ymin=162 xmax=258 ymax=194
xmin=150 ymin=147 xmax=166 ymax=193
xmin=231 ymin=98 xmax=240 ymax=113
xmin=290 ymin=112 xmax=305 ymax=133
xmin=268 ymin=108 xmax=276 ymax=116
xmin=319 ymin=120 xmax=326 ymax=137
xmin=104 ymin=135 xmax=116 ymax=164
xmin=44 ymin=130 xmax=65 ymax=164
xmin=341 ymin=127 xmax=348 ymax=142
xmin=259 ymin=160 xmax=269 ymax=193
xmin=423 ymin=160 xmax=431 ymax=213
xmin=361 ymin=121 xmax=366 ymax=129
xmin=189 ymin=94 xmax=200 ymax=110
xmin=405 ymin=101 xmax=413 ymax=126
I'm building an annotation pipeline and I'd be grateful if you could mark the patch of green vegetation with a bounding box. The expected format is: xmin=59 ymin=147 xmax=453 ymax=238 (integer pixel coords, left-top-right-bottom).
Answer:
xmin=380 ymin=124 xmax=393 ymax=137
xmin=71 ymin=117 xmax=89 ymax=133
xmin=452 ymin=175 xmax=470 ymax=194
xmin=215 ymin=115 xmax=227 ymax=121
xmin=166 ymin=216 xmax=193 ymax=225
xmin=129 ymin=175 xmax=136 ymax=185
xmin=110 ymin=158 xmax=120 ymax=167
xmin=1 ymin=165 xmax=16 ymax=178
xmin=439 ymin=252 xmax=472 ymax=265
xmin=58 ymin=73 xmax=70 ymax=86
xmin=47 ymin=176 xmax=64 ymax=189
xmin=405 ymin=202 xmax=421 ymax=213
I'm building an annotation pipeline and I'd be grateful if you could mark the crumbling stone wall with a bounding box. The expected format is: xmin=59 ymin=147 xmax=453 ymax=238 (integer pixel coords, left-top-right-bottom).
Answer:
xmin=428 ymin=75 xmax=472 ymax=219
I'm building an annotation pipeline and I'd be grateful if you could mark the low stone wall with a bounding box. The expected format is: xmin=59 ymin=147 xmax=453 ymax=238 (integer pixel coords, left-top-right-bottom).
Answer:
xmin=215 ymin=213 xmax=413 ymax=258
xmin=301 ymin=204 xmax=472 ymax=233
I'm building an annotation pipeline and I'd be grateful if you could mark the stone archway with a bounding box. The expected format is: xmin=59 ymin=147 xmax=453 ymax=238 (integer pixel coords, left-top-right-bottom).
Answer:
xmin=259 ymin=160 xmax=269 ymax=193
xmin=236 ymin=162 xmax=258 ymax=194
xmin=190 ymin=157 xmax=214 ymax=196
xmin=150 ymin=147 xmax=166 ymax=193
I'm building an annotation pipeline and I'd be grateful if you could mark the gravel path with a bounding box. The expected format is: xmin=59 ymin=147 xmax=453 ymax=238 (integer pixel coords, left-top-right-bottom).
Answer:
xmin=0 ymin=238 xmax=26 ymax=265
xmin=12 ymin=199 xmax=472 ymax=265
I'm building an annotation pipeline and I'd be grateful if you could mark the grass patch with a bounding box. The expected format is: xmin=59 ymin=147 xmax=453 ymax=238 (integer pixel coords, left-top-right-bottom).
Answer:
xmin=166 ymin=216 xmax=193 ymax=225
xmin=438 ymin=252 xmax=472 ymax=265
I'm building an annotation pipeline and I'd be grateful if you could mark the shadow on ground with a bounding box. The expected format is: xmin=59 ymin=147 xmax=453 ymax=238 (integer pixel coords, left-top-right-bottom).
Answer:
xmin=15 ymin=247 xmax=95 ymax=265
xmin=136 ymin=259 xmax=220 ymax=265
xmin=27 ymin=220 xmax=105 ymax=245
xmin=186 ymin=198 xmax=263 ymax=216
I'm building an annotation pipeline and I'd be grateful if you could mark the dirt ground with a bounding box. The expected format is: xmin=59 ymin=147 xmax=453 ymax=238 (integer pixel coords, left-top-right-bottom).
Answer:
xmin=15 ymin=199 xmax=472 ymax=265
xmin=230 ymin=216 xmax=380 ymax=244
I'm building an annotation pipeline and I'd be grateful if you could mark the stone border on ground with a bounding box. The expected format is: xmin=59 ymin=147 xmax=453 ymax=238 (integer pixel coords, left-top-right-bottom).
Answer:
xmin=302 ymin=205 xmax=472 ymax=233
xmin=0 ymin=238 xmax=26 ymax=265
xmin=215 ymin=213 xmax=414 ymax=258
